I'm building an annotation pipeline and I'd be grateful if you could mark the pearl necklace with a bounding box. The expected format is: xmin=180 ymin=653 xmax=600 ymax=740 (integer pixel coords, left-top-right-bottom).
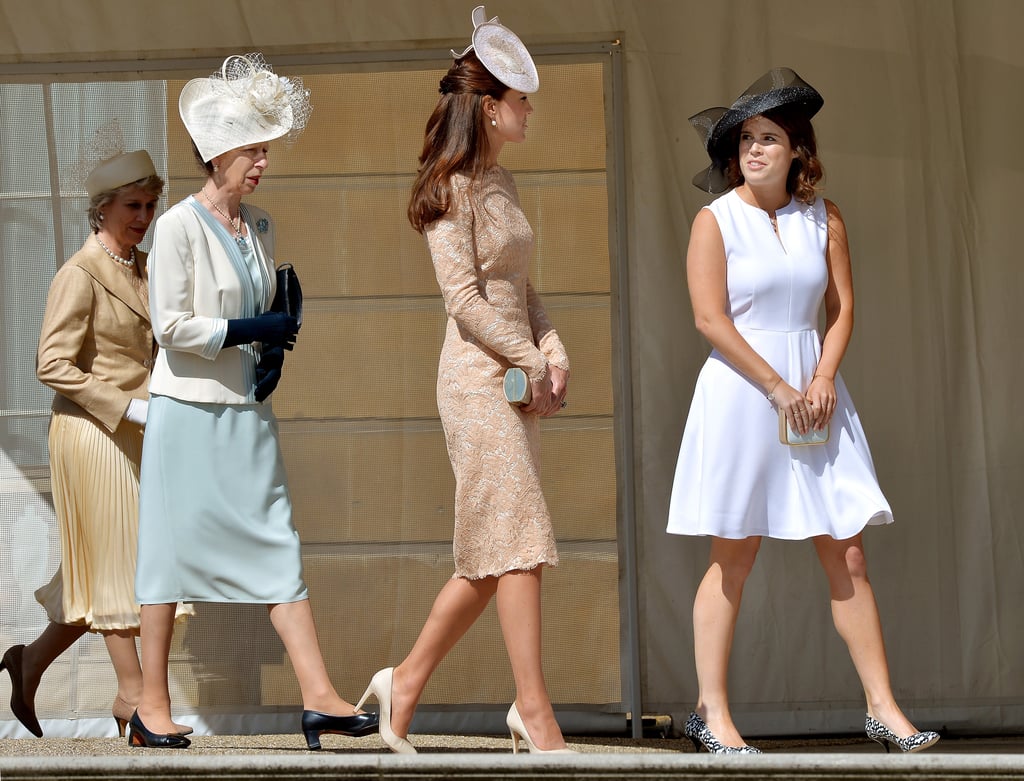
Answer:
xmin=96 ymin=236 xmax=136 ymax=267
xmin=201 ymin=187 xmax=246 ymax=245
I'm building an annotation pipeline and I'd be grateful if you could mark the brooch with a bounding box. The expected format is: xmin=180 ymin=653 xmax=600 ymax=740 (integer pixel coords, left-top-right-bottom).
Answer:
xmin=256 ymin=217 xmax=269 ymax=234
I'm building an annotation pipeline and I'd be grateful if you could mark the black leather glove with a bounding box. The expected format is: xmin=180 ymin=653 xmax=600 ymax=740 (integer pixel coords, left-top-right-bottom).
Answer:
xmin=224 ymin=312 xmax=299 ymax=350
xmin=254 ymin=345 xmax=285 ymax=402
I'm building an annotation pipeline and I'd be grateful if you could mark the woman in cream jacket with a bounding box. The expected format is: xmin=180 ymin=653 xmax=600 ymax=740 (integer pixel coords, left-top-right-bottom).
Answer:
xmin=132 ymin=53 xmax=377 ymax=751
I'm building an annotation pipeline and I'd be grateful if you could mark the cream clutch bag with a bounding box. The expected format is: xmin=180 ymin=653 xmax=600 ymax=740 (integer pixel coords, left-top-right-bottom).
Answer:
xmin=779 ymin=409 xmax=829 ymax=446
xmin=503 ymin=367 xmax=532 ymax=405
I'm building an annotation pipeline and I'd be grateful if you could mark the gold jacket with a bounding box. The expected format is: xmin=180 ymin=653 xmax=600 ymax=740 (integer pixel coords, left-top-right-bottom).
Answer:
xmin=36 ymin=233 xmax=156 ymax=433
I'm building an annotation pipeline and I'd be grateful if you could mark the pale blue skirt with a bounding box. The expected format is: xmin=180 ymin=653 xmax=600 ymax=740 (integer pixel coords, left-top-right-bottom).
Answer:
xmin=136 ymin=395 xmax=308 ymax=604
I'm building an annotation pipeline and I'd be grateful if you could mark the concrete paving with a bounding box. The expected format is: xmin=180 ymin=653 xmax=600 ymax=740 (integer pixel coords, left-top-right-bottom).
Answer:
xmin=0 ymin=733 xmax=1022 ymax=780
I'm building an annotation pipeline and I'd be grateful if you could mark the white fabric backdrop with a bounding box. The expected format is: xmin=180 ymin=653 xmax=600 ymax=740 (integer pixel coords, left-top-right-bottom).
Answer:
xmin=1 ymin=0 xmax=1022 ymax=735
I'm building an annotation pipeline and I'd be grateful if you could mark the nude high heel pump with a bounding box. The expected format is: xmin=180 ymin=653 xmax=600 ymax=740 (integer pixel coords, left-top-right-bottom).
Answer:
xmin=112 ymin=695 xmax=133 ymax=738
xmin=355 ymin=668 xmax=417 ymax=754
xmin=506 ymin=702 xmax=576 ymax=754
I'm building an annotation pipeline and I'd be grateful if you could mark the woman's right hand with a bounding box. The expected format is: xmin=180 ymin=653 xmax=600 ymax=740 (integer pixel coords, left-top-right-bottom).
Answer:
xmin=124 ymin=398 xmax=149 ymax=427
xmin=523 ymin=371 xmax=555 ymax=416
xmin=524 ymin=365 xmax=570 ymax=417
xmin=771 ymin=381 xmax=816 ymax=436
xmin=224 ymin=312 xmax=299 ymax=349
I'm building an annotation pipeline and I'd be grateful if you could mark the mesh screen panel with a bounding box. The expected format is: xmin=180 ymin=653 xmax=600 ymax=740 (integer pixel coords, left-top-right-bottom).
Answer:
xmin=1 ymin=58 xmax=621 ymax=734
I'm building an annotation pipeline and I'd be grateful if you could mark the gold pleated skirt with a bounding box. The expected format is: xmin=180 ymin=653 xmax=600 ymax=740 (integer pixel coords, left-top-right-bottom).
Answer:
xmin=35 ymin=410 xmax=191 ymax=631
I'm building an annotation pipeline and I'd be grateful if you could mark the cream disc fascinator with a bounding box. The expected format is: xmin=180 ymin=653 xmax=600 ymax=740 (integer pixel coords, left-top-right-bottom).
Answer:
xmin=689 ymin=67 xmax=823 ymax=194
xmin=451 ymin=5 xmax=539 ymax=93
xmin=179 ymin=53 xmax=312 ymax=163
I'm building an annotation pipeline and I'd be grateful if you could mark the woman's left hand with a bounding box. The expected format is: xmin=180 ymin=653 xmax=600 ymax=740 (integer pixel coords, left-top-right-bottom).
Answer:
xmin=806 ymin=374 xmax=837 ymax=430
xmin=547 ymin=365 xmax=569 ymax=417
xmin=523 ymin=365 xmax=569 ymax=417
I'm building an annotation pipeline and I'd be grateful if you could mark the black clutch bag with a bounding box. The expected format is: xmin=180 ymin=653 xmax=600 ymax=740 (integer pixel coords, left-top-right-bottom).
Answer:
xmin=255 ymin=264 xmax=302 ymax=403
xmin=270 ymin=263 xmax=302 ymax=325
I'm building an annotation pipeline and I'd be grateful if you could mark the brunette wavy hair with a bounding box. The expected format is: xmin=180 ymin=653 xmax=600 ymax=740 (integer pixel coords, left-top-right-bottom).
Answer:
xmin=408 ymin=52 xmax=509 ymax=233
xmin=722 ymin=105 xmax=824 ymax=204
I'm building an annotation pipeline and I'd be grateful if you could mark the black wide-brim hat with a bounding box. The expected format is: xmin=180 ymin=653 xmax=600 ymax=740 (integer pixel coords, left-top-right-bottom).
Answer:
xmin=689 ymin=67 xmax=823 ymax=194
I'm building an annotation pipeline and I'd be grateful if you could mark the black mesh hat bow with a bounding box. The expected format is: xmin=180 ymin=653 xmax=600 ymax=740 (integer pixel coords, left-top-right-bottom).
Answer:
xmin=689 ymin=67 xmax=823 ymax=194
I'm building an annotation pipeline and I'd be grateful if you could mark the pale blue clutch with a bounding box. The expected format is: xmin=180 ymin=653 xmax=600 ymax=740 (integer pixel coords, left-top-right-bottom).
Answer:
xmin=503 ymin=367 xmax=532 ymax=405
xmin=779 ymin=410 xmax=829 ymax=446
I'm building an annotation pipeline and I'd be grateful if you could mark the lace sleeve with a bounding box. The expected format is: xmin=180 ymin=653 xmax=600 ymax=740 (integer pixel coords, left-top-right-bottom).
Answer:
xmin=426 ymin=179 xmax=548 ymax=380
xmin=526 ymin=279 xmax=570 ymax=372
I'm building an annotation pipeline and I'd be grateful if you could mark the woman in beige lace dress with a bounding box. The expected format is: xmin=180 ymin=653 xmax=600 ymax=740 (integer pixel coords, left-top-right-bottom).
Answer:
xmin=356 ymin=8 xmax=572 ymax=755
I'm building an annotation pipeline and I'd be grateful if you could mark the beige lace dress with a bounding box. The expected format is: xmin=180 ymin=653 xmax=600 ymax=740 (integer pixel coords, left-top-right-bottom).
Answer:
xmin=425 ymin=167 xmax=570 ymax=580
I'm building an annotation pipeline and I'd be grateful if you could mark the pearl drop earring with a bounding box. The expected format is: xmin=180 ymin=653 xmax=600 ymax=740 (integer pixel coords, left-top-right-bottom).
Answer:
xmin=491 ymin=118 xmax=497 ymax=127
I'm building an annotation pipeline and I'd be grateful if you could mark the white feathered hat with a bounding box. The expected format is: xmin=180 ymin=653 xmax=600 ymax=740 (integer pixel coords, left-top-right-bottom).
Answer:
xmin=179 ymin=53 xmax=312 ymax=162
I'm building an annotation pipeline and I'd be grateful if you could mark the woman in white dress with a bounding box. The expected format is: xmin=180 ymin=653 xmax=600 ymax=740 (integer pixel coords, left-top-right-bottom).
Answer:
xmin=667 ymin=68 xmax=938 ymax=754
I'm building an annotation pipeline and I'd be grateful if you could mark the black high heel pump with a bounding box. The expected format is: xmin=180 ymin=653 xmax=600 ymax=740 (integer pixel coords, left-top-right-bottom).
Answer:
xmin=301 ymin=709 xmax=379 ymax=750
xmin=128 ymin=710 xmax=191 ymax=749
xmin=1 ymin=645 xmax=42 ymax=738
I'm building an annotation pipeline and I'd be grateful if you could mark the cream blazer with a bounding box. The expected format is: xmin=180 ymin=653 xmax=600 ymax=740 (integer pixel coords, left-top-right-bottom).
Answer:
xmin=36 ymin=235 xmax=157 ymax=433
xmin=148 ymin=197 xmax=278 ymax=404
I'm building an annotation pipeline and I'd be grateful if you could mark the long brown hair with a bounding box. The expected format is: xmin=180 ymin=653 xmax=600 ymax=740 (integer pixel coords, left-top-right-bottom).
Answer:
xmin=723 ymin=105 xmax=824 ymax=204
xmin=408 ymin=52 xmax=508 ymax=233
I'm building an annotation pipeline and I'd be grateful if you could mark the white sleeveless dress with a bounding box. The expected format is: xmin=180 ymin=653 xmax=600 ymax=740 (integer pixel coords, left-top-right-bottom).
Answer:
xmin=666 ymin=190 xmax=893 ymax=540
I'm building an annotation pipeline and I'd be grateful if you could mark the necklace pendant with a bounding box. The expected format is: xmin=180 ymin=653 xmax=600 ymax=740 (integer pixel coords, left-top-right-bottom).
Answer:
xmin=235 ymin=235 xmax=248 ymax=247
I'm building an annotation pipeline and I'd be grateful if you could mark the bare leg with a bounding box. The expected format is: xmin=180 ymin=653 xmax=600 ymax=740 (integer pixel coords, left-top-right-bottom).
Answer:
xmin=136 ymin=603 xmax=178 ymax=734
xmin=389 ymin=576 xmax=498 ymax=737
xmin=102 ymin=630 xmax=142 ymax=705
xmin=692 ymin=536 xmax=761 ymax=747
xmin=267 ymin=599 xmax=357 ymax=715
xmin=19 ymin=622 xmax=88 ymax=706
xmin=104 ymin=629 xmax=192 ymax=735
xmin=813 ymin=534 xmax=922 ymax=738
xmin=496 ymin=567 xmax=565 ymax=750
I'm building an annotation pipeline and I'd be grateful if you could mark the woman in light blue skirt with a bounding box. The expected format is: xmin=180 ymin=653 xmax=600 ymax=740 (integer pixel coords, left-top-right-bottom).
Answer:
xmin=132 ymin=53 xmax=378 ymax=751
xmin=138 ymin=399 xmax=306 ymax=603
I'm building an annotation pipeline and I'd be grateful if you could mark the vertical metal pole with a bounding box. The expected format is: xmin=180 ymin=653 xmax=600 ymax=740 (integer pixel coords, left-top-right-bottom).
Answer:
xmin=41 ymin=82 xmax=65 ymax=269
xmin=606 ymin=42 xmax=644 ymax=739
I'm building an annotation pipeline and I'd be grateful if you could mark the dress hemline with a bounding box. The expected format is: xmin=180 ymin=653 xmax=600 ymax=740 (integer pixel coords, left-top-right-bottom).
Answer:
xmin=138 ymin=592 xmax=309 ymax=606
xmin=453 ymin=557 xmax=558 ymax=581
xmin=667 ymin=510 xmax=894 ymax=541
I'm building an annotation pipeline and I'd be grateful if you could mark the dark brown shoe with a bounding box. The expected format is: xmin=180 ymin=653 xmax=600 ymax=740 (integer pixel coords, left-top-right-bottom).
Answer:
xmin=1 ymin=645 xmax=42 ymax=737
